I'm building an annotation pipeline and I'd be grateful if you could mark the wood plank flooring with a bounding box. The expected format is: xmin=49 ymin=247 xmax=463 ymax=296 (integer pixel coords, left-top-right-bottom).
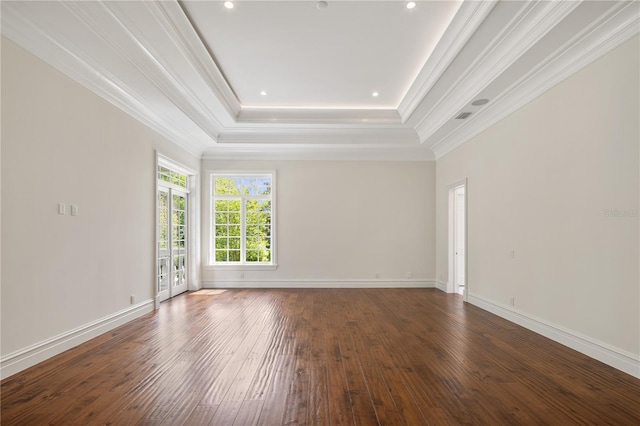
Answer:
xmin=2 ymin=288 xmax=639 ymax=425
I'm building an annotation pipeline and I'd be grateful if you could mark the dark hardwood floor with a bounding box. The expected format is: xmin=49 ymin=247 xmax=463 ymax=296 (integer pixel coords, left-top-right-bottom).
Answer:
xmin=2 ymin=288 xmax=639 ymax=425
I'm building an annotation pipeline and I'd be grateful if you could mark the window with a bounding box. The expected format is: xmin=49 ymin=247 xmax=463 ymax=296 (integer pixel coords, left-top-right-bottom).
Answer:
xmin=211 ymin=173 xmax=275 ymax=267
xmin=158 ymin=165 xmax=188 ymax=189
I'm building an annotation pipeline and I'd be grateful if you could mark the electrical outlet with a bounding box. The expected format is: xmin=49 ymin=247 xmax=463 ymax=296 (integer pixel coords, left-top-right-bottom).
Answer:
xmin=240 ymin=272 xmax=245 ymax=279
xmin=509 ymin=297 xmax=515 ymax=307
xmin=58 ymin=203 xmax=66 ymax=215
xmin=375 ymin=272 xmax=379 ymax=279
xmin=511 ymin=250 xmax=515 ymax=259
xmin=406 ymin=272 xmax=412 ymax=279
xmin=130 ymin=295 xmax=135 ymax=305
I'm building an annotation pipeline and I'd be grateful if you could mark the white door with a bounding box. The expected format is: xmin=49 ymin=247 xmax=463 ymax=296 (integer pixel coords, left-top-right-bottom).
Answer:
xmin=157 ymin=187 xmax=188 ymax=302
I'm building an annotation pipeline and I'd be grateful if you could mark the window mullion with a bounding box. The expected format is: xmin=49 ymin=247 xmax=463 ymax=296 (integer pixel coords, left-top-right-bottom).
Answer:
xmin=240 ymin=195 xmax=246 ymax=263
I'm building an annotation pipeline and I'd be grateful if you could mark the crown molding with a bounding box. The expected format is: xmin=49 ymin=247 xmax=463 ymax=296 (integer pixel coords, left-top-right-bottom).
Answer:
xmin=62 ymin=1 xmax=225 ymax=137
xmin=431 ymin=1 xmax=640 ymax=159
xmin=237 ymin=108 xmax=401 ymax=125
xmin=153 ymin=0 xmax=241 ymax=120
xmin=415 ymin=0 xmax=582 ymax=143
xmin=0 ymin=3 xmax=209 ymax=157
xmin=202 ymin=144 xmax=435 ymax=162
xmin=397 ymin=0 xmax=497 ymax=122
xmin=217 ymin=127 xmax=419 ymax=146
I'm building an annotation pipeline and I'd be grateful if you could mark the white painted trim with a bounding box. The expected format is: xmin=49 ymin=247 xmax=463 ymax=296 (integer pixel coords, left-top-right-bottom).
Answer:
xmin=0 ymin=4 xmax=210 ymax=157
xmin=201 ymin=145 xmax=435 ymax=162
xmin=152 ymin=0 xmax=241 ymax=120
xmin=217 ymin=127 xmax=419 ymax=146
xmin=435 ymin=280 xmax=448 ymax=292
xmin=447 ymin=179 xmax=468 ymax=299
xmin=416 ymin=0 xmax=580 ymax=143
xmin=237 ymin=108 xmax=401 ymax=125
xmin=398 ymin=0 xmax=497 ymax=121
xmin=467 ymin=294 xmax=640 ymax=379
xmin=0 ymin=300 xmax=154 ymax=380
xmin=201 ymin=279 xmax=436 ymax=289
xmin=431 ymin=1 xmax=640 ymax=159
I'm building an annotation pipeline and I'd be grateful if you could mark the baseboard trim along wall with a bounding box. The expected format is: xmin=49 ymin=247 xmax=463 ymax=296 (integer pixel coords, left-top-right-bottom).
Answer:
xmin=435 ymin=280 xmax=448 ymax=292
xmin=0 ymin=299 xmax=155 ymax=380
xmin=201 ymin=279 xmax=437 ymax=289
xmin=467 ymin=293 xmax=640 ymax=379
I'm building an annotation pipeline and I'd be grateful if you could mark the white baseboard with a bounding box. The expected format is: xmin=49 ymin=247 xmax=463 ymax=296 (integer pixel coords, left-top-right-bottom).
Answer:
xmin=0 ymin=300 xmax=154 ymax=380
xmin=467 ymin=293 xmax=640 ymax=379
xmin=435 ymin=280 xmax=448 ymax=292
xmin=201 ymin=278 xmax=436 ymax=289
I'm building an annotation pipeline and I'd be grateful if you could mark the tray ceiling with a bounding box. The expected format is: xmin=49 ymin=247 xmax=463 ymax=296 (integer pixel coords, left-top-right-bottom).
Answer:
xmin=1 ymin=1 xmax=638 ymax=160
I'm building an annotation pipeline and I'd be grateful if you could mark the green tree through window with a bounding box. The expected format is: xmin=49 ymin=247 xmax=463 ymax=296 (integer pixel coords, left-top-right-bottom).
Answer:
xmin=212 ymin=174 xmax=273 ymax=264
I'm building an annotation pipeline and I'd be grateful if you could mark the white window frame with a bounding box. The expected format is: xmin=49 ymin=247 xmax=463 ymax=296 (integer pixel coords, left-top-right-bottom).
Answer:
xmin=207 ymin=171 xmax=277 ymax=271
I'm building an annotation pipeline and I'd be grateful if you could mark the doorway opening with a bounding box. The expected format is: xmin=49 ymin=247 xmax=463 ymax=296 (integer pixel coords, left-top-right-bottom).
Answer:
xmin=448 ymin=180 xmax=467 ymax=299
xmin=156 ymin=156 xmax=194 ymax=305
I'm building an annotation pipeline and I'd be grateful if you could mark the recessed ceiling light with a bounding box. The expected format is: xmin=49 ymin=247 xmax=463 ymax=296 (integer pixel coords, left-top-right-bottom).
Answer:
xmin=260 ymin=91 xmax=267 ymax=96
xmin=406 ymin=2 xmax=416 ymax=9
xmin=317 ymin=1 xmax=329 ymax=9
xmin=372 ymin=92 xmax=379 ymax=97
xmin=471 ymin=98 xmax=490 ymax=106
xmin=224 ymin=1 xmax=234 ymax=9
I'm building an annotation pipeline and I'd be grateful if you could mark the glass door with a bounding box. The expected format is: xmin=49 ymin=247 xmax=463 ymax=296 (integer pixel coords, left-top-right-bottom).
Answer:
xmin=157 ymin=187 xmax=171 ymax=302
xmin=157 ymin=183 xmax=189 ymax=303
xmin=171 ymin=191 xmax=188 ymax=297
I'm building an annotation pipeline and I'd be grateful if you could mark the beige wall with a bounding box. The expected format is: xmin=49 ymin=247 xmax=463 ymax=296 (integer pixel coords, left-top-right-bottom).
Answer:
xmin=201 ymin=160 xmax=436 ymax=285
xmin=436 ymin=36 xmax=639 ymax=357
xmin=1 ymin=38 xmax=199 ymax=368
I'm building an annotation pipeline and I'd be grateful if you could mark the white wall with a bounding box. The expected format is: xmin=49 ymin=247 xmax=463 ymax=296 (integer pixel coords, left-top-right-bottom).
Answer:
xmin=201 ymin=160 xmax=436 ymax=287
xmin=436 ymin=36 xmax=639 ymax=374
xmin=0 ymin=38 xmax=199 ymax=377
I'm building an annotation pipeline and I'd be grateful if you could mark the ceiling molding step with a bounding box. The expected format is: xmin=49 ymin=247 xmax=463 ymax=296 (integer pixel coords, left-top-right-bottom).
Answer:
xmin=430 ymin=1 xmax=640 ymax=159
xmin=0 ymin=4 xmax=209 ymax=157
xmin=62 ymin=1 xmax=224 ymax=138
xmin=397 ymin=0 xmax=497 ymax=122
xmin=217 ymin=128 xmax=420 ymax=146
xmin=415 ymin=0 xmax=582 ymax=143
xmin=202 ymin=145 xmax=435 ymax=162
xmin=152 ymin=0 xmax=242 ymax=120
xmin=237 ymin=108 xmax=402 ymax=125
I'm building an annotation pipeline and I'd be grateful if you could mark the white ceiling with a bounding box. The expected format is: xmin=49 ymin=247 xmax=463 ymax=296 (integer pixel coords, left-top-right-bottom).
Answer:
xmin=1 ymin=1 xmax=638 ymax=160
xmin=182 ymin=0 xmax=462 ymax=109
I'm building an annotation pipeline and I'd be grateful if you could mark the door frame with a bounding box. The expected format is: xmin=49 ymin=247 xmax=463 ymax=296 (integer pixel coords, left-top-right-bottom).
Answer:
xmin=447 ymin=179 xmax=468 ymax=301
xmin=154 ymin=153 xmax=198 ymax=309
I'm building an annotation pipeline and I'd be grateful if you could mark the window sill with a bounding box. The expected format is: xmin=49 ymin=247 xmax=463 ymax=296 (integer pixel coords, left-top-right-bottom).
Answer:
xmin=205 ymin=264 xmax=278 ymax=272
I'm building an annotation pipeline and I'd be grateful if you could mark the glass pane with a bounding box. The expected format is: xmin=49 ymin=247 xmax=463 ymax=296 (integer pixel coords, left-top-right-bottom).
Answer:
xmin=228 ymin=225 xmax=241 ymax=236
xmin=243 ymin=177 xmax=257 ymax=195
xmin=215 ymin=250 xmax=227 ymax=262
xmin=229 ymin=213 xmax=240 ymax=224
xmin=229 ymin=238 xmax=240 ymax=249
xmin=215 ymin=212 xmax=229 ymax=224
xmin=257 ymin=177 xmax=271 ymax=195
xmin=229 ymin=250 xmax=241 ymax=262
xmin=214 ymin=177 xmax=228 ymax=195
xmin=215 ymin=225 xmax=228 ymax=236
xmin=229 ymin=199 xmax=241 ymax=211
xmin=260 ymin=250 xmax=271 ymax=262
xmin=216 ymin=238 xmax=228 ymax=249
xmin=246 ymin=225 xmax=259 ymax=237
xmin=215 ymin=200 xmax=229 ymax=211
xmin=246 ymin=251 xmax=259 ymax=262
xmin=246 ymin=212 xmax=258 ymax=225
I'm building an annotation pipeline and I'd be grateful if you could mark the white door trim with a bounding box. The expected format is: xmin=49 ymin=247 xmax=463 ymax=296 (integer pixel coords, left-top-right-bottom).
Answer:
xmin=447 ymin=178 xmax=468 ymax=301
